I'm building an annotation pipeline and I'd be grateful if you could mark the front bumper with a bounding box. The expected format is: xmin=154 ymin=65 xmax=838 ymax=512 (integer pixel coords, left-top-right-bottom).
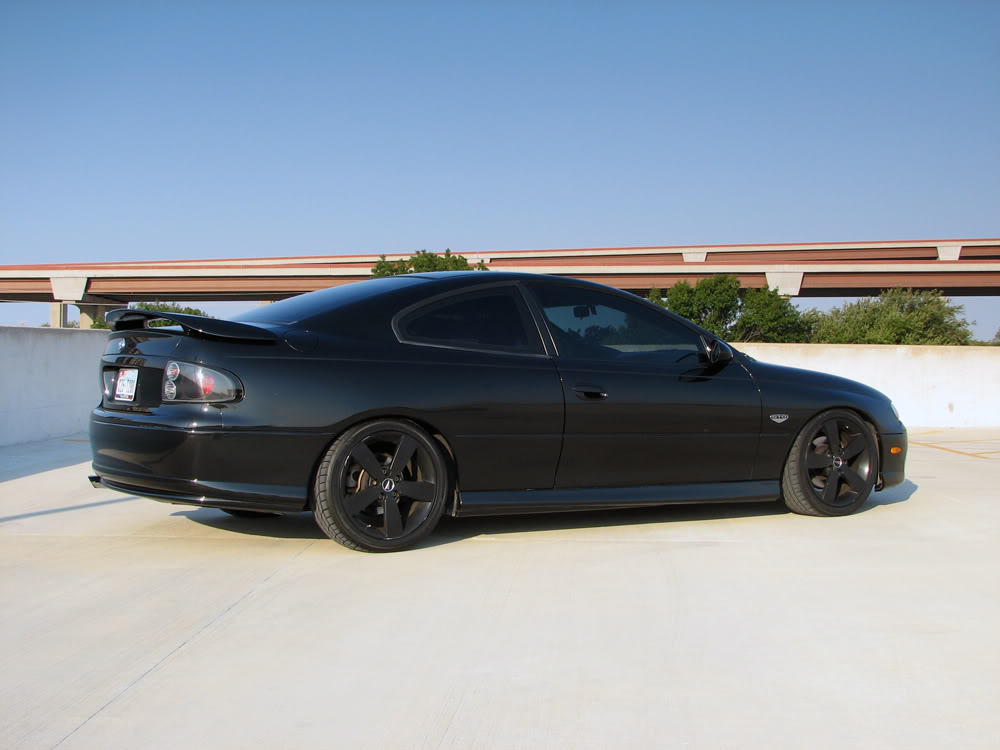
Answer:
xmin=877 ymin=430 xmax=907 ymax=490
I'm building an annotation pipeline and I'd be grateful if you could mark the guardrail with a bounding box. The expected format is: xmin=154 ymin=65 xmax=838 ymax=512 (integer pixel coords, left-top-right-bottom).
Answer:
xmin=739 ymin=343 xmax=999 ymax=428
xmin=1 ymin=327 xmax=996 ymax=449
xmin=0 ymin=327 xmax=108 ymax=447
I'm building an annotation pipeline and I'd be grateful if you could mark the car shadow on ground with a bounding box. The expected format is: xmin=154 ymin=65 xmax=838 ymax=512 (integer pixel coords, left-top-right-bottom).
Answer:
xmin=862 ymin=478 xmax=918 ymax=509
xmin=173 ymin=479 xmax=918 ymax=548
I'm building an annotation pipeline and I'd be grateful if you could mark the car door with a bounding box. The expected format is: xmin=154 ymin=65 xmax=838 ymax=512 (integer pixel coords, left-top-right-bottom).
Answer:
xmin=392 ymin=282 xmax=565 ymax=491
xmin=525 ymin=281 xmax=762 ymax=489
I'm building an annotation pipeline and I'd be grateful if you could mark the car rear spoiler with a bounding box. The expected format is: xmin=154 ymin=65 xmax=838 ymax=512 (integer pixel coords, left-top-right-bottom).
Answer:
xmin=106 ymin=309 xmax=279 ymax=342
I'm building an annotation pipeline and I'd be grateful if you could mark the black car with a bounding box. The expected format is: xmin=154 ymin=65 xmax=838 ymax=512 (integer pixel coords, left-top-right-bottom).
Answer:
xmin=89 ymin=272 xmax=907 ymax=551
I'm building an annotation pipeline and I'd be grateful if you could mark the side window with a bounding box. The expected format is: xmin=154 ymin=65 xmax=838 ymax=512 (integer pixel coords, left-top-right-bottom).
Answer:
xmin=397 ymin=287 xmax=544 ymax=355
xmin=531 ymin=283 xmax=703 ymax=364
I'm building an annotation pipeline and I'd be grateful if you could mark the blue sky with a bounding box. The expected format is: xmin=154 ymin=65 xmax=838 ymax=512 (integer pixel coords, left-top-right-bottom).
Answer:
xmin=1 ymin=1 xmax=998 ymax=335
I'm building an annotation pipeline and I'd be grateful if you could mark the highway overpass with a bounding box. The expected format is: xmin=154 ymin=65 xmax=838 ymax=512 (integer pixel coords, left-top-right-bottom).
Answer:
xmin=1 ymin=238 xmax=997 ymax=327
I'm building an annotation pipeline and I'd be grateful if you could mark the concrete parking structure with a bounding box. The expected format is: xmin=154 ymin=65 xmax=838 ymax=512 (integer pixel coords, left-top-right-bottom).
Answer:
xmin=1 ymin=430 xmax=999 ymax=749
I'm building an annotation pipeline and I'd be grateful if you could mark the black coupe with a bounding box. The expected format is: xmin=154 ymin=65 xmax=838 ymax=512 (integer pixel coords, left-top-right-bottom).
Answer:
xmin=89 ymin=272 xmax=907 ymax=551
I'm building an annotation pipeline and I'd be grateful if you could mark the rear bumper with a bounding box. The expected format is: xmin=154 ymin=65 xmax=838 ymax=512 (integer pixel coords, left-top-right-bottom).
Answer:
xmin=877 ymin=430 xmax=907 ymax=490
xmin=89 ymin=410 xmax=321 ymax=512
xmin=88 ymin=472 xmax=300 ymax=513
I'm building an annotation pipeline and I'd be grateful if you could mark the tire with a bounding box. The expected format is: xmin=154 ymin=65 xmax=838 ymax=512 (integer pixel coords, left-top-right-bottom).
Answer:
xmin=313 ymin=419 xmax=450 ymax=552
xmin=782 ymin=408 xmax=879 ymax=516
xmin=221 ymin=509 xmax=281 ymax=519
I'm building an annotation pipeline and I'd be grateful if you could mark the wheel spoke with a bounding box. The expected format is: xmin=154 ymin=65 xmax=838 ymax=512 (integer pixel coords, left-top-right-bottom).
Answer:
xmin=383 ymin=496 xmax=403 ymax=538
xmin=807 ymin=452 xmax=831 ymax=469
xmin=822 ymin=420 xmax=842 ymax=456
xmin=822 ymin=469 xmax=841 ymax=504
xmin=842 ymin=434 xmax=865 ymax=460
xmin=397 ymin=480 xmax=435 ymax=502
xmin=389 ymin=435 xmax=418 ymax=478
xmin=343 ymin=486 xmax=381 ymax=516
xmin=841 ymin=466 xmax=867 ymax=492
xmin=351 ymin=442 xmax=385 ymax=479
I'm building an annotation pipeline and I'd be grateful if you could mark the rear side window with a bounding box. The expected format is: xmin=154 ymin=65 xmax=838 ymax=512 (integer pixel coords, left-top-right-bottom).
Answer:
xmin=396 ymin=287 xmax=543 ymax=355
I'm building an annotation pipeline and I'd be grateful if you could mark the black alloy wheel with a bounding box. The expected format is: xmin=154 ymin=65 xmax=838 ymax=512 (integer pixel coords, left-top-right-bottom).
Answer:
xmin=782 ymin=409 xmax=878 ymax=516
xmin=313 ymin=419 xmax=450 ymax=551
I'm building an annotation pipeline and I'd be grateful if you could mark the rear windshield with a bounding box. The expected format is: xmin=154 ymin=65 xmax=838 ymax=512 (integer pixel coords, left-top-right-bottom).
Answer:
xmin=231 ymin=276 xmax=424 ymax=325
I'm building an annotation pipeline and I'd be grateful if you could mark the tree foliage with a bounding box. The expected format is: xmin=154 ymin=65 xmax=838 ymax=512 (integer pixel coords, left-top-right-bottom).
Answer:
xmin=729 ymin=286 xmax=813 ymax=343
xmin=665 ymin=275 xmax=741 ymax=338
xmin=654 ymin=277 xmax=972 ymax=345
xmin=810 ymin=289 xmax=972 ymax=345
xmin=370 ymin=249 xmax=488 ymax=277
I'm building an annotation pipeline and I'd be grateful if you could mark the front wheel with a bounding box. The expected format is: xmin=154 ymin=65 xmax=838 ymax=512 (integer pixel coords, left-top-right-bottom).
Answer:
xmin=782 ymin=409 xmax=878 ymax=516
xmin=313 ymin=419 xmax=450 ymax=551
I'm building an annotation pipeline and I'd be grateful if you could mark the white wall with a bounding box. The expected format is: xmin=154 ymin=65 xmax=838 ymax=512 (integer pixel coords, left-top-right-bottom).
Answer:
xmin=739 ymin=343 xmax=1000 ymax=428
xmin=0 ymin=328 xmax=997 ymax=447
xmin=0 ymin=326 xmax=109 ymax=447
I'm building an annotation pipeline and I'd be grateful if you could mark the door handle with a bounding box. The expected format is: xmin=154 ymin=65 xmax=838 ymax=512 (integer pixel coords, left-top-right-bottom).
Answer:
xmin=573 ymin=383 xmax=607 ymax=400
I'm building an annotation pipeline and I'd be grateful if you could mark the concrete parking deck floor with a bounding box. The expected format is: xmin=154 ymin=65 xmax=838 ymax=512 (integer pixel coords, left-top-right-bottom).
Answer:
xmin=1 ymin=430 xmax=998 ymax=749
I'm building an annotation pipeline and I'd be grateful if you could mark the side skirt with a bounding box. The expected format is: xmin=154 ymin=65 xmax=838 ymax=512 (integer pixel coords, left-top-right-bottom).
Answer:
xmin=456 ymin=480 xmax=780 ymax=517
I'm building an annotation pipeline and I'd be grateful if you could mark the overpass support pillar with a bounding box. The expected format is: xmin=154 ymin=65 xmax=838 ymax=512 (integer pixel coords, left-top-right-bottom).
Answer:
xmin=937 ymin=244 xmax=962 ymax=260
xmin=49 ymin=303 xmax=67 ymax=328
xmin=79 ymin=304 xmax=112 ymax=329
xmin=765 ymin=271 xmax=803 ymax=296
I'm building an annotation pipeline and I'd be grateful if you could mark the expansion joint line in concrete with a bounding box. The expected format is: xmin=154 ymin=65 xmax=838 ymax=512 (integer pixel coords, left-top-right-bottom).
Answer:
xmin=48 ymin=541 xmax=316 ymax=749
xmin=909 ymin=441 xmax=991 ymax=459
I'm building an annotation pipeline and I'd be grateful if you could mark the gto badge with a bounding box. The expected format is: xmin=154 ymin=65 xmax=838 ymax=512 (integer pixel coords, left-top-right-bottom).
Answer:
xmin=769 ymin=414 xmax=789 ymax=424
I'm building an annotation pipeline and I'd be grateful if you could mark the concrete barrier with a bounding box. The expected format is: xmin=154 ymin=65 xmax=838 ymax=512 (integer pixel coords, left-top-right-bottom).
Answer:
xmin=0 ymin=326 xmax=108 ymax=447
xmin=738 ymin=343 xmax=1000 ymax=428
xmin=0 ymin=328 xmax=996 ymax=446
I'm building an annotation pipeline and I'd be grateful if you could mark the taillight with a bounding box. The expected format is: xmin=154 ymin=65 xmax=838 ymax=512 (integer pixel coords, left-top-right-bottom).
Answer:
xmin=162 ymin=361 xmax=241 ymax=403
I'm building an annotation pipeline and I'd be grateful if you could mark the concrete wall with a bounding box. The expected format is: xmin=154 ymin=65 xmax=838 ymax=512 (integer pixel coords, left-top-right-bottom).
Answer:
xmin=0 ymin=328 xmax=997 ymax=447
xmin=0 ymin=326 xmax=108 ymax=447
xmin=739 ymin=343 xmax=1000 ymax=428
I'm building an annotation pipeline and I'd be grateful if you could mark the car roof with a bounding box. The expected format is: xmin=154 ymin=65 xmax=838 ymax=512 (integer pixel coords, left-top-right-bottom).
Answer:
xmin=408 ymin=270 xmax=614 ymax=289
xmin=232 ymin=270 xmax=690 ymax=333
xmin=408 ymin=270 xmax=540 ymax=282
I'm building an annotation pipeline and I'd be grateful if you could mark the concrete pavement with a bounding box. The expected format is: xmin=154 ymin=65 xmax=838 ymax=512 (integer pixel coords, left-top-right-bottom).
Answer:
xmin=1 ymin=430 xmax=999 ymax=749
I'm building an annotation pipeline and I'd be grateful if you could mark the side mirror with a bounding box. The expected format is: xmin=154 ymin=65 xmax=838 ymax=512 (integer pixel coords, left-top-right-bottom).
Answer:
xmin=701 ymin=336 xmax=734 ymax=365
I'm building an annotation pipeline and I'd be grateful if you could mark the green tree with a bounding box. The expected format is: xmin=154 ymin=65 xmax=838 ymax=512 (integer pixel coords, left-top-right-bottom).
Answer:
xmin=992 ymin=327 xmax=1000 ymax=345
xmin=370 ymin=249 xmax=488 ymax=277
xmin=646 ymin=287 xmax=666 ymax=307
xmin=730 ymin=286 xmax=813 ymax=343
xmin=811 ymin=289 xmax=972 ymax=345
xmin=665 ymin=280 xmax=699 ymax=322
xmin=666 ymin=274 xmax=741 ymax=338
xmin=130 ymin=301 xmax=212 ymax=327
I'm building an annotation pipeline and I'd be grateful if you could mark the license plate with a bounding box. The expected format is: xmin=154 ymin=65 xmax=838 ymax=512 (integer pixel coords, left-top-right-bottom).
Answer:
xmin=114 ymin=368 xmax=138 ymax=402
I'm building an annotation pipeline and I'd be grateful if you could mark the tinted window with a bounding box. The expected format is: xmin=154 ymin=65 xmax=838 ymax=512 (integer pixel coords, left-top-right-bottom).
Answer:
xmin=531 ymin=284 xmax=703 ymax=364
xmin=398 ymin=287 xmax=543 ymax=354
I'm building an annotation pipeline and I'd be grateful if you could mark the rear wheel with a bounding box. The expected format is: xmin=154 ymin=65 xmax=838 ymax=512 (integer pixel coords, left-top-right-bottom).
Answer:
xmin=782 ymin=409 xmax=878 ymax=516
xmin=313 ymin=419 xmax=450 ymax=551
